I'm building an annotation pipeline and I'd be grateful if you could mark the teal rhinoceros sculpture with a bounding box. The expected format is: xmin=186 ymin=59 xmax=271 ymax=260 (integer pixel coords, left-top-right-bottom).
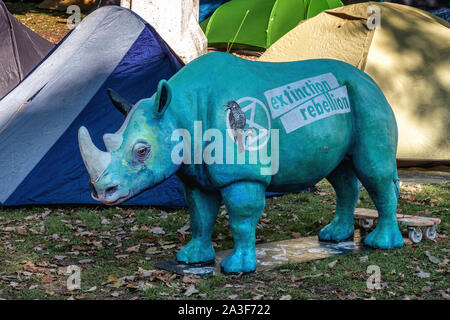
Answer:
xmin=78 ymin=52 xmax=403 ymax=273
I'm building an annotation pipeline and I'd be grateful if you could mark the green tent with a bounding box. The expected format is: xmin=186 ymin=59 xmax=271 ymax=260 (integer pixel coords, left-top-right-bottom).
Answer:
xmin=200 ymin=0 xmax=343 ymax=51
xmin=306 ymin=0 xmax=344 ymax=18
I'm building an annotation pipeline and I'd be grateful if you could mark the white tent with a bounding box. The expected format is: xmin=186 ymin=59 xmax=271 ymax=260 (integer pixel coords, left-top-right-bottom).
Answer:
xmin=121 ymin=0 xmax=208 ymax=63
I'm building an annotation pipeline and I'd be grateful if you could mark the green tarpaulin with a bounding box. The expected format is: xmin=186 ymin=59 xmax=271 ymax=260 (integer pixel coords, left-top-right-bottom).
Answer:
xmin=200 ymin=0 xmax=343 ymax=50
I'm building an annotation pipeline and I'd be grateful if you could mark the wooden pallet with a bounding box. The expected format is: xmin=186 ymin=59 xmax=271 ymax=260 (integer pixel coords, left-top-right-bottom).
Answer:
xmin=354 ymin=208 xmax=441 ymax=243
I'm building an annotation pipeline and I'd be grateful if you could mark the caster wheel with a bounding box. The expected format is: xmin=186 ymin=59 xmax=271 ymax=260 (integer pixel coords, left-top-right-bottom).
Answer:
xmin=408 ymin=227 xmax=423 ymax=244
xmin=425 ymin=226 xmax=437 ymax=240
xmin=359 ymin=218 xmax=374 ymax=229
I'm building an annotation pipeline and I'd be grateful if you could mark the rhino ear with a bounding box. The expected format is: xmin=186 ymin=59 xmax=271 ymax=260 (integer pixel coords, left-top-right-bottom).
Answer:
xmin=107 ymin=88 xmax=133 ymax=116
xmin=153 ymin=80 xmax=172 ymax=117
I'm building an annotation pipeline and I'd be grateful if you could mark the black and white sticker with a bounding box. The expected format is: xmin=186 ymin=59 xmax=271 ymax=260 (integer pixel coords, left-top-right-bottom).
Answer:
xmin=230 ymin=73 xmax=350 ymax=137
xmin=280 ymin=85 xmax=350 ymax=134
xmin=263 ymin=73 xmax=351 ymax=133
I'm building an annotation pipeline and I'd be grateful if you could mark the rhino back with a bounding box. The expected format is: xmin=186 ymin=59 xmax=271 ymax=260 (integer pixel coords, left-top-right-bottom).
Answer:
xmin=167 ymin=53 xmax=394 ymax=189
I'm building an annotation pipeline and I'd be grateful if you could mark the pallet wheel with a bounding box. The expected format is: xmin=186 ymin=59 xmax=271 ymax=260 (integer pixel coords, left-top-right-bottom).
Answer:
xmin=424 ymin=225 xmax=438 ymax=240
xmin=408 ymin=227 xmax=423 ymax=244
xmin=359 ymin=218 xmax=374 ymax=229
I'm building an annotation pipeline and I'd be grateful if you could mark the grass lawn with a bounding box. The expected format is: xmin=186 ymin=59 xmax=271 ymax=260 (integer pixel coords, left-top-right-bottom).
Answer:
xmin=0 ymin=180 xmax=448 ymax=300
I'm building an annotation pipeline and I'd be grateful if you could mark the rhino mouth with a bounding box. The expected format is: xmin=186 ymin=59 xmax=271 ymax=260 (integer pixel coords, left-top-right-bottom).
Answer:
xmin=92 ymin=191 xmax=131 ymax=206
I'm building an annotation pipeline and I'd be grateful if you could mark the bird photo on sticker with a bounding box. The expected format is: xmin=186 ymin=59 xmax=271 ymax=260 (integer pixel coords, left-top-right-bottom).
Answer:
xmin=225 ymin=100 xmax=253 ymax=153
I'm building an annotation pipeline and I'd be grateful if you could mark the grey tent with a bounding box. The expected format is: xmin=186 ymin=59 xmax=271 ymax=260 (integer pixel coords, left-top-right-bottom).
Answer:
xmin=0 ymin=6 xmax=184 ymax=206
xmin=0 ymin=1 xmax=55 ymax=99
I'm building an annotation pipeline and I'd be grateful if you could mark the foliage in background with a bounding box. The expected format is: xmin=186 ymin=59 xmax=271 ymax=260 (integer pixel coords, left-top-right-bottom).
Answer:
xmin=5 ymin=2 xmax=83 ymax=44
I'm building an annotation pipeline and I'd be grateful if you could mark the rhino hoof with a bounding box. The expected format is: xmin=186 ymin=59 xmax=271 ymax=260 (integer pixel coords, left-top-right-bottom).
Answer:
xmin=364 ymin=225 xmax=404 ymax=249
xmin=176 ymin=239 xmax=215 ymax=264
xmin=220 ymin=249 xmax=256 ymax=274
xmin=318 ymin=219 xmax=354 ymax=242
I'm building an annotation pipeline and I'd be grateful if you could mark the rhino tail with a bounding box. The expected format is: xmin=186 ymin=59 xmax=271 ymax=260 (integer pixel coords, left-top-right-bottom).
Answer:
xmin=393 ymin=169 xmax=400 ymax=199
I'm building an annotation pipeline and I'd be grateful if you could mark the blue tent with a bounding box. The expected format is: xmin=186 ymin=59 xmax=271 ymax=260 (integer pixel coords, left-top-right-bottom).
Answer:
xmin=0 ymin=6 xmax=186 ymax=206
xmin=199 ymin=0 xmax=230 ymax=22
xmin=431 ymin=8 xmax=450 ymax=22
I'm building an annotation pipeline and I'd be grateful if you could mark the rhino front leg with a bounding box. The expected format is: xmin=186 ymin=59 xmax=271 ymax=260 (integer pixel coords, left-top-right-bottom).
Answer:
xmin=176 ymin=185 xmax=221 ymax=265
xmin=319 ymin=159 xmax=360 ymax=242
xmin=220 ymin=181 xmax=266 ymax=274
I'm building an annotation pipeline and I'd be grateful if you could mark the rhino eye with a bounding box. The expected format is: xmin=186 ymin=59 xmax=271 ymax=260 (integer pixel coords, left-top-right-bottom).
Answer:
xmin=134 ymin=144 xmax=150 ymax=162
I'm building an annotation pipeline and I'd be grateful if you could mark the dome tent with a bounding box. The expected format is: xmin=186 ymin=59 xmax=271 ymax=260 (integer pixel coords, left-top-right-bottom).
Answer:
xmin=261 ymin=2 xmax=450 ymax=162
xmin=199 ymin=0 xmax=229 ymax=22
xmin=431 ymin=8 xmax=450 ymax=22
xmin=0 ymin=1 xmax=54 ymax=99
xmin=0 ymin=6 xmax=185 ymax=206
xmin=306 ymin=0 xmax=344 ymax=18
xmin=200 ymin=0 xmax=343 ymax=51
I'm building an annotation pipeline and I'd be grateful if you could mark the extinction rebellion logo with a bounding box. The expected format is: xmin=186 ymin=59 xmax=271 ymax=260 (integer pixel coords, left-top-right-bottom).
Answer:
xmin=225 ymin=96 xmax=271 ymax=151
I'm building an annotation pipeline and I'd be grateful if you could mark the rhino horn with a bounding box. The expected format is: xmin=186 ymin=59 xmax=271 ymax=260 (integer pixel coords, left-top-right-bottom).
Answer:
xmin=78 ymin=126 xmax=111 ymax=182
xmin=107 ymin=88 xmax=133 ymax=115
xmin=103 ymin=133 xmax=123 ymax=152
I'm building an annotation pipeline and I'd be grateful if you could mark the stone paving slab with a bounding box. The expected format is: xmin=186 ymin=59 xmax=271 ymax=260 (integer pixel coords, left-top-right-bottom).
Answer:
xmin=156 ymin=231 xmax=368 ymax=277
xmin=398 ymin=169 xmax=450 ymax=185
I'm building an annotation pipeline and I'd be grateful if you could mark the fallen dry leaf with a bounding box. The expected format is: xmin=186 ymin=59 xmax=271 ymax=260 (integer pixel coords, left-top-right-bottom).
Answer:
xmin=111 ymin=291 xmax=120 ymax=297
xmin=126 ymin=245 xmax=140 ymax=253
xmin=16 ymin=226 xmax=28 ymax=236
xmin=78 ymin=259 xmax=93 ymax=264
xmin=41 ymin=275 xmax=56 ymax=283
xmin=328 ymin=260 xmax=338 ymax=268
xmin=182 ymin=274 xmax=201 ymax=284
xmin=422 ymin=286 xmax=432 ymax=292
xmin=416 ymin=271 xmax=430 ymax=278
xmin=184 ymin=285 xmax=199 ymax=297
xmin=425 ymin=251 xmax=440 ymax=264
xmin=177 ymin=225 xmax=190 ymax=235
xmin=149 ymin=227 xmax=165 ymax=235
xmin=290 ymin=273 xmax=323 ymax=283
xmin=140 ymin=235 xmax=155 ymax=243
xmin=138 ymin=268 xmax=175 ymax=285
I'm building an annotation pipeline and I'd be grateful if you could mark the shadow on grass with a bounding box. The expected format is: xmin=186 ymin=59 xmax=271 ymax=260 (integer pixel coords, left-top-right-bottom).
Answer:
xmin=5 ymin=1 xmax=69 ymax=18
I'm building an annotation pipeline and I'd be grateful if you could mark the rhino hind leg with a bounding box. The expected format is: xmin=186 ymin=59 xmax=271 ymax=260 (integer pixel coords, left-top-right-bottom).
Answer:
xmin=219 ymin=181 xmax=266 ymax=274
xmin=356 ymin=169 xmax=403 ymax=249
xmin=352 ymin=154 xmax=403 ymax=249
xmin=319 ymin=159 xmax=360 ymax=242
xmin=176 ymin=185 xmax=221 ymax=265
xmin=340 ymin=83 xmax=403 ymax=249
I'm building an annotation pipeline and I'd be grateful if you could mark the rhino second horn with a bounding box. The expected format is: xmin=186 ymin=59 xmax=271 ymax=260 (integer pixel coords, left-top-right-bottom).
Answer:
xmin=107 ymin=88 xmax=133 ymax=115
xmin=78 ymin=126 xmax=111 ymax=182
xmin=103 ymin=133 xmax=123 ymax=152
